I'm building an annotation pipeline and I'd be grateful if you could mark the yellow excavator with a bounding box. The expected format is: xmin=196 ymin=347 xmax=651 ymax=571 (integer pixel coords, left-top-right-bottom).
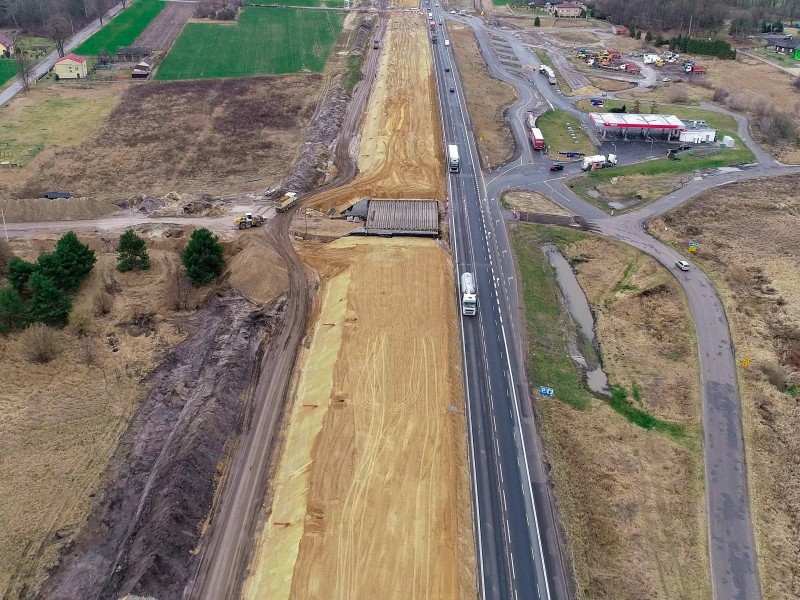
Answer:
xmin=233 ymin=212 xmax=264 ymax=229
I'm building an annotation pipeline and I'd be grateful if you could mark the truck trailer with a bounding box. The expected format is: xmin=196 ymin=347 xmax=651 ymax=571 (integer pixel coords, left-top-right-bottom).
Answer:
xmin=530 ymin=127 xmax=545 ymax=149
xmin=447 ymin=144 xmax=460 ymax=172
xmin=581 ymin=154 xmax=617 ymax=171
xmin=460 ymin=272 xmax=477 ymax=316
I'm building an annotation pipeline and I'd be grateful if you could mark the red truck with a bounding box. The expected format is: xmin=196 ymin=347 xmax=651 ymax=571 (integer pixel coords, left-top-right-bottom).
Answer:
xmin=429 ymin=20 xmax=436 ymax=30
xmin=526 ymin=111 xmax=546 ymax=150
xmin=685 ymin=65 xmax=707 ymax=74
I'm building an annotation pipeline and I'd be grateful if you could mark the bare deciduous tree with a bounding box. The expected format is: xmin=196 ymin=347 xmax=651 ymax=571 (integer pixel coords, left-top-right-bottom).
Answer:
xmin=46 ymin=14 xmax=70 ymax=57
xmin=15 ymin=52 xmax=35 ymax=92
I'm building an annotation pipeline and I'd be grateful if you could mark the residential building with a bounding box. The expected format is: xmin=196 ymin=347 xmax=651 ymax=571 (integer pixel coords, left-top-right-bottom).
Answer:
xmin=54 ymin=53 xmax=88 ymax=80
xmin=551 ymin=2 xmax=583 ymax=17
xmin=0 ymin=32 xmax=14 ymax=57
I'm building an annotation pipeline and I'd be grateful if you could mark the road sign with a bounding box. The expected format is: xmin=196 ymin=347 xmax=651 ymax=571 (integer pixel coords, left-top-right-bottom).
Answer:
xmin=689 ymin=247 xmax=697 ymax=253
xmin=689 ymin=241 xmax=698 ymax=248
xmin=539 ymin=386 xmax=555 ymax=397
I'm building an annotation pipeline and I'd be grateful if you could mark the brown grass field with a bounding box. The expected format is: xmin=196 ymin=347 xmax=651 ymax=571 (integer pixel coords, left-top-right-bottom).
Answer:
xmin=8 ymin=76 xmax=324 ymax=202
xmin=0 ymin=234 xmax=187 ymax=598
xmin=514 ymin=225 xmax=709 ymax=599
xmin=651 ymin=174 xmax=800 ymax=600
xmin=450 ymin=24 xmax=518 ymax=168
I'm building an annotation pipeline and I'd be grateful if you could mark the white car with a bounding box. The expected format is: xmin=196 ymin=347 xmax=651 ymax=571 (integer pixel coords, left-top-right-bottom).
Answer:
xmin=676 ymin=260 xmax=690 ymax=271
xmin=662 ymin=77 xmax=671 ymax=82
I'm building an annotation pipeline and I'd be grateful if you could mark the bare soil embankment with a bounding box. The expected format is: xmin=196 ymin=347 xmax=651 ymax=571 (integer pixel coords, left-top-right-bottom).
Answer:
xmin=651 ymin=173 xmax=800 ymax=600
xmin=244 ymin=13 xmax=476 ymax=600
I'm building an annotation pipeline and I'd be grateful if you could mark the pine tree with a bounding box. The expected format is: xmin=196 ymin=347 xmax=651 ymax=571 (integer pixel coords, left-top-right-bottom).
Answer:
xmin=182 ymin=228 xmax=225 ymax=286
xmin=534 ymin=16 xmax=540 ymax=26
xmin=0 ymin=285 xmax=25 ymax=333
xmin=36 ymin=252 xmax=71 ymax=292
xmin=53 ymin=231 xmax=96 ymax=291
xmin=117 ymin=229 xmax=151 ymax=272
xmin=7 ymin=257 xmax=37 ymax=295
xmin=26 ymin=273 xmax=72 ymax=328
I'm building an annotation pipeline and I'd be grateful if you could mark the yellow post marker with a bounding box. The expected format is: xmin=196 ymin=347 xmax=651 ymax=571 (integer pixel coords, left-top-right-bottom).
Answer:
xmin=742 ymin=358 xmax=751 ymax=368
xmin=689 ymin=246 xmax=697 ymax=253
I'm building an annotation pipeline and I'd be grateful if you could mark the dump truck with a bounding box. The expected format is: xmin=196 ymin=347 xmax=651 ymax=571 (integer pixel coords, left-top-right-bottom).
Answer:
xmin=460 ymin=272 xmax=477 ymax=316
xmin=276 ymin=192 xmax=298 ymax=212
xmin=581 ymin=153 xmax=617 ymax=170
xmin=685 ymin=65 xmax=706 ymax=74
xmin=233 ymin=212 xmax=264 ymax=229
xmin=447 ymin=144 xmax=460 ymax=172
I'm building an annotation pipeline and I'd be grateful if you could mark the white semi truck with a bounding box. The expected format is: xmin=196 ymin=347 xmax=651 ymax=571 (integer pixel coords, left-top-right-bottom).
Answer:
xmin=460 ymin=272 xmax=477 ymax=316
xmin=447 ymin=144 xmax=460 ymax=172
xmin=581 ymin=153 xmax=617 ymax=170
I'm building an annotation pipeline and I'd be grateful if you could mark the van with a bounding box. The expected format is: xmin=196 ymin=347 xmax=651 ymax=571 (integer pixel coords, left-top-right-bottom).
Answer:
xmin=444 ymin=39 xmax=450 ymax=46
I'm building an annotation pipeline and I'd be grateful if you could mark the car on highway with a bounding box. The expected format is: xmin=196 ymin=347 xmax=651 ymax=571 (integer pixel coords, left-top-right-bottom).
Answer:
xmin=445 ymin=67 xmax=450 ymax=72
xmin=449 ymin=86 xmax=455 ymax=93
xmin=676 ymin=260 xmax=690 ymax=271
xmin=549 ymin=164 xmax=564 ymax=171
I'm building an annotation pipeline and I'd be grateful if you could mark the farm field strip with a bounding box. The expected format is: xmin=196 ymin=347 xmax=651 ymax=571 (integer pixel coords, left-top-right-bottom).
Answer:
xmin=75 ymin=0 xmax=166 ymax=55
xmin=156 ymin=8 xmax=344 ymax=79
xmin=0 ymin=60 xmax=17 ymax=88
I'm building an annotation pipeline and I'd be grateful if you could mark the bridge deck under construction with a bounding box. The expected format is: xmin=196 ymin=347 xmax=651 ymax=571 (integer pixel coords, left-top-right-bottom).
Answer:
xmin=344 ymin=199 xmax=440 ymax=237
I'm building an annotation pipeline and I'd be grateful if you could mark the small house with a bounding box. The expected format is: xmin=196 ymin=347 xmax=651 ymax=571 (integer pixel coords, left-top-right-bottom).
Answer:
xmin=551 ymin=2 xmax=583 ymax=17
xmin=0 ymin=32 xmax=14 ymax=57
xmin=54 ymin=53 xmax=88 ymax=80
xmin=131 ymin=60 xmax=152 ymax=79
xmin=773 ymin=35 xmax=800 ymax=54
xmin=679 ymin=121 xmax=716 ymax=143
xmin=610 ymin=25 xmax=629 ymax=35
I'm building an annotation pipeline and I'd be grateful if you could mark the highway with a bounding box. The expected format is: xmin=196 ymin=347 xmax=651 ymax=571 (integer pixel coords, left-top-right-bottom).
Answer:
xmin=428 ymin=5 xmax=571 ymax=599
xmin=437 ymin=14 xmax=800 ymax=599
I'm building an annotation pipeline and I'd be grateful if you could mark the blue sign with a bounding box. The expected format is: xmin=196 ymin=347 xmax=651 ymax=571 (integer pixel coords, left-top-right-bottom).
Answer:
xmin=539 ymin=386 xmax=555 ymax=397
xmin=689 ymin=241 xmax=698 ymax=248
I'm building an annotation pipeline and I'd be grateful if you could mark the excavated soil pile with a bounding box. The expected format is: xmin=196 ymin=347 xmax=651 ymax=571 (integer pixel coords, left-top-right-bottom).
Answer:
xmin=37 ymin=292 xmax=285 ymax=600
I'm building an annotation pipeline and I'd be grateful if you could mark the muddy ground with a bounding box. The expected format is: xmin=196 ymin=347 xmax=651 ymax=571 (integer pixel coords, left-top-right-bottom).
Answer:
xmin=38 ymin=291 xmax=285 ymax=600
xmin=651 ymin=173 xmax=800 ymax=600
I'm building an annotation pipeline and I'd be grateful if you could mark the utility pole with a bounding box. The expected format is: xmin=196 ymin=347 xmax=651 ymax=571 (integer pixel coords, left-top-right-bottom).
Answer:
xmin=688 ymin=13 xmax=693 ymax=38
xmin=1 ymin=208 xmax=8 ymax=241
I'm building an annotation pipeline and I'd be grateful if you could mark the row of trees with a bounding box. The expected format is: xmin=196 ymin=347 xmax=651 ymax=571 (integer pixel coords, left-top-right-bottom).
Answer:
xmin=669 ymin=33 xmax=738 ymax=57
xmin=0 ymin=228 xmax=225 ymax=334
xmin=0 ymin=0 xmax=117 ymax=34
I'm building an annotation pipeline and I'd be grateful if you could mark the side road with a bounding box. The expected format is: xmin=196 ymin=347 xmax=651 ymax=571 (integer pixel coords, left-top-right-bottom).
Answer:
xmin=449 ymin=13 xmax=788 ymax=600
xmin=0 ymin=0 xmax=125 ymax=108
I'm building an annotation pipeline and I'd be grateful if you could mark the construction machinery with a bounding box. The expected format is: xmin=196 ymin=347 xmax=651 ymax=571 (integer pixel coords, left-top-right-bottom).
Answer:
xmin=234 ymin=212 xmax=264 ymax=229
xmin=276 ymin=192 xmax=298 ymax=213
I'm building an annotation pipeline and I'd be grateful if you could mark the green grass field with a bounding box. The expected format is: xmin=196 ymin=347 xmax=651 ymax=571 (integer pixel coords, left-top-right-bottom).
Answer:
xmin=0 ymin=60 xmax=17 ymax=87
xmin=74 ymin=0 xmax=166 ymax=56
xmin=157 ymin=8 xmax=343 ymax=79
xmin=536 ymin=109 xmax=596 ymax=158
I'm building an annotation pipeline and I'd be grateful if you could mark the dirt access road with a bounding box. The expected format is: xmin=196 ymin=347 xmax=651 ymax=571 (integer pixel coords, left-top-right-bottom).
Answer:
xmin=133 ymin=1 xmax=195 ymax=52
xmin=243 ymin=11 xmax=476 ymax=600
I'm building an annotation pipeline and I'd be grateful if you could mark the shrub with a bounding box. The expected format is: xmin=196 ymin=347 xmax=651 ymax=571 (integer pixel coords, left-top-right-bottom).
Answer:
xmin=534 ymin=16 xmax=540 ymax=26
xmin=0 ymin=239 xmax=12 ymax=276
xmin=21 ymin=323 xmax=62 ymax=363
xmin=7 ymin=257 xmax=37 ymax=295
xmin=713 ymin=87 xmax=730 ymax=102
xmin=0 ymin=285 xmax=25 ymax=333
xmin=26 ymin=273 xmax=72 ymax=327
xmin=182 ymin=228 xmax=225 ymax=286
xmin=166 ymin=270 xmax=193 ymax=311
xmin=68 ymin=307 xmax=94 ymax=336
xmin=93 ymin=290 xmax=114 ymax=316
xmin=117 ymin=229 xmax=151 ymax=272
xmin=668 ymin=85 xmax=689 ymax=104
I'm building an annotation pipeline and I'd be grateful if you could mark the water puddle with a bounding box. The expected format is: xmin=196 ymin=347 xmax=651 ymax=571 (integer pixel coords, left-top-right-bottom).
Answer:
xmin=543 ymin=244 xmax=610 ymax=395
